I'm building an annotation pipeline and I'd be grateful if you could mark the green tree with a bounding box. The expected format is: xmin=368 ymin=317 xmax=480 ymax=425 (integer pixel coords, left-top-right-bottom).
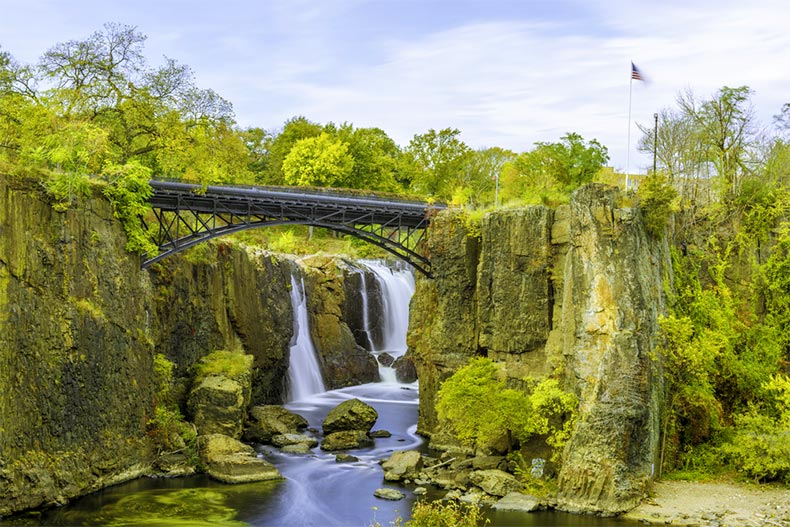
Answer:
xmin=461 ymin=147 xmax=515 ymax=206
xmin=261 ymin=116 xmax=323 ymax=185
xmin=436 ymin=357 xmax=577 ymax=456
xmin=282 ymin=132 xmax=354 ymax=187
xmin=405 ymin=127 xmax=471 ymax=199
xmin=330 ymin=123 xmax=402 ymax=191
xmin=498 ymin=133 xmax=606 ymax=204
xmin=9 ymin=23 xmax=247 ymax=187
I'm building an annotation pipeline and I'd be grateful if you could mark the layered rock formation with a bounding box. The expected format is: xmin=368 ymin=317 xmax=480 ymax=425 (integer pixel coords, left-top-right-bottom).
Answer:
xmin=408 ymin=184 xmax=670 ymax=515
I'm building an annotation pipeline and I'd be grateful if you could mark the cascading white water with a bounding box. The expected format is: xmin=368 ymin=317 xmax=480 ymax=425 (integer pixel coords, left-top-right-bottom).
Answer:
xmin=357 ymin=267 xmax=375 ymax=350
xmin=361 ymin=260 xmax=415 ymax=383
xmin=286 ymin=272 xmax=325 ymax=401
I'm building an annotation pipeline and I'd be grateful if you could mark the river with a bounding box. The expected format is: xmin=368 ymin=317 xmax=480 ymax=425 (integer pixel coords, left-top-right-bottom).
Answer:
xmin=2 ymin=381 xmax=642 ymax=527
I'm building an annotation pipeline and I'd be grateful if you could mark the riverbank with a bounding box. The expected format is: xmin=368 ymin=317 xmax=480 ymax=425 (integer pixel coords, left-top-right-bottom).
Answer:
xmin=622 ymin=480 xmax=790 ymax=527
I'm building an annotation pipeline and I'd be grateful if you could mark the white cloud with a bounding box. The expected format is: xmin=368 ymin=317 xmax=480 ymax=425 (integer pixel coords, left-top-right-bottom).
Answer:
xmin=2 ymin=0 xmax=789 ymax=173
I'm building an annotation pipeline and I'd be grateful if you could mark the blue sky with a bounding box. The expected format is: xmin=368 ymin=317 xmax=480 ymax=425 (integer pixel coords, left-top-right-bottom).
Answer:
xmin=2 ymin=0 xmax=789 ymax=173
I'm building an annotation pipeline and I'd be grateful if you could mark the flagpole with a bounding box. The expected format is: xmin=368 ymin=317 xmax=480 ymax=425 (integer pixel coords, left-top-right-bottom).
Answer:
xmin=626 ymin=70 xmax=633 ymax=191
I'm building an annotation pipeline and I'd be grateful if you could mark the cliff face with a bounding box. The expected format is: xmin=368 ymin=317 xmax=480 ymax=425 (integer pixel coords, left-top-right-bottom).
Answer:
xmin=149 ymin=245 xmax=293 ymax=405
xmin=408 ymin=184 xmax=669 ymax=515
xmin=0 ymin=178 xmax=156 ymax=515
xmin=0 ymin=177 xmax=381 ymax=516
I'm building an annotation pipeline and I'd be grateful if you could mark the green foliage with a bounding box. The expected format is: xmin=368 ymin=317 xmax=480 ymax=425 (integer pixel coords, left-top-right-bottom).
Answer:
xmin=403 ymin=499 xmax=488 ymax=527
xmin=148 ymin=354 xmax=197 ymax=456
xmin=720 ymin=375 xmax=790 ymax=483
xmin=282 ymin=132 xmax=355 ymax=187
xmin=507 ymin=451 xmax=558 ymax=497
xmin=637 ymin=173 xmax=678 ymax=238
xmin=258 ymin=116 xmax=323 ymax=185
xmin=496 ymin=133 xmax=606 ymax=206
xmin=373 ymin=499 xmax=489 ymax=527
xmin=436 ymin=357 xmax=577 ymax=458
xmin=405 ymin=127 xmax=471 ymax=199
xmin=269 ymin=228 xmax=299 ymax=254
xmin=43 ymin=171 xmax=93 ymax=211
xmin=101 ymin=160 xmax=157 ymax=255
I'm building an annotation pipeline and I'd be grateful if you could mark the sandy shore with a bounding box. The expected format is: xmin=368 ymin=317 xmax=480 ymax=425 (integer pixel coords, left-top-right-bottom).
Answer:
xmin=622 ymin=480 xmax=790 ymax=527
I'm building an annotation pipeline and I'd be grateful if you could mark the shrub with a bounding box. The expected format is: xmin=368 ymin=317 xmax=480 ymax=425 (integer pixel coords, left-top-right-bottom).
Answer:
xmin=721 ymin=375 xmax=790 ymax=483
xmin=436 ymin=357 xmax=577 ymax=458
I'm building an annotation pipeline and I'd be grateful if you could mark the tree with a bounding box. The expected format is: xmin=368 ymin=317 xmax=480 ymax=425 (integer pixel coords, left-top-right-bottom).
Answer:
xmin=331 ymin=123 xmax=402 ymax=191
xmin=677 ymin=86 xmax=759 ymax=200
xmin=260 ymin=116 xmax=323 ymax=185
xmin=499 ymin=133 xmax=608 ymax=204
xmin=5 ymin=23 xmax=248 ymax=187
xmin=405 ymin=127 xmax=471 ymax=199
xmin=282 ymin=132 xmax=354 ymax=187
xmin=461 ymin=147 xmax=515 ymax=206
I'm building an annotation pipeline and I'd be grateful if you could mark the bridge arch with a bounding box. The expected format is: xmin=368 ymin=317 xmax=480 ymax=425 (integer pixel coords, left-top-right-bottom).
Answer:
xmin=142 ymin=180 xmax=444 ymax=276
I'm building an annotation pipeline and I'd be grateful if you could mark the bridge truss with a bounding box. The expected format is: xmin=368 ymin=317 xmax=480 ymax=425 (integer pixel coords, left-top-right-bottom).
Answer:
xmin=143 ymin=180 xmax=444 ymax=276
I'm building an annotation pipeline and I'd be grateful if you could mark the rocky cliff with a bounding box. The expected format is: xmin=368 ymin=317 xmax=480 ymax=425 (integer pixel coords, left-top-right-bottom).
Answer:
xmin=0 ymin=177 xmax=156 ymax=515
xmin=0 ymin=176 xmax=382 ymax=516
xmin=408 ymin=184 xmax=670 ymax=515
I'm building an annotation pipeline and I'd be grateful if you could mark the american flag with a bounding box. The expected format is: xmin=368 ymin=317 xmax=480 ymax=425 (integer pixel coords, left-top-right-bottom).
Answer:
xmin=631 ymin=62 xmax=644 ymax=81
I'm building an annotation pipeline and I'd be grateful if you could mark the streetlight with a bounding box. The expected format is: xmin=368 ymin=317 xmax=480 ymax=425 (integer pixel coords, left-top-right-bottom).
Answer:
xmin=653 ymin=112 xmax=658 ymax=176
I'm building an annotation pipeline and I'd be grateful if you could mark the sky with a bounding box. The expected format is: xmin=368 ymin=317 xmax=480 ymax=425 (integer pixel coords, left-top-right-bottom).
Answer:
xmin=2 ymin=0 xmax=789 ymax=174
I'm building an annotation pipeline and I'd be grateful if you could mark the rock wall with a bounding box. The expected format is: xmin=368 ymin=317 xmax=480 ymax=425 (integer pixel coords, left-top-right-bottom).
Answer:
xmin=0 ymin=177 xmax=156 ymax=515
xmin=408 ymin=184 xmax=670 ymax=515
xmin=149 ymin=245 xmax=293 ymax=406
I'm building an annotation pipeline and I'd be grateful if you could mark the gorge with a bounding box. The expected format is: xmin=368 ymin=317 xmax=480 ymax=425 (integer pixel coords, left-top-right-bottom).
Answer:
xmin=1 ymin=175 xmax=668 ymax=523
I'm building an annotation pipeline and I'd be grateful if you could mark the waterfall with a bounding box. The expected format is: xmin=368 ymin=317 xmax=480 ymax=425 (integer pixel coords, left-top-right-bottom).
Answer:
xmin=361 ymin=260 xmax=415 ymax=383
xmin=286 ymin=272 xmax=325 ymax=402
xmin=357 ymin=267 xmax=375 ymax=351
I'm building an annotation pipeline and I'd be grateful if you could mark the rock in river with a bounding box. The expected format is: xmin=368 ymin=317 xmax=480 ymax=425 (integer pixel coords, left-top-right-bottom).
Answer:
xmin=322 ymin=398 xmax=378 ymax=434
xmin=198 ymin=433 xmax=282 ymax=484
xmin=321 ymin=430 xmax=373 ymax=451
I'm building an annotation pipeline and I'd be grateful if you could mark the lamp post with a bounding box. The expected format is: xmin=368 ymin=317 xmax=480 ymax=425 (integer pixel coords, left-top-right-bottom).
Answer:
xmin=653 ymin=112 xmax=658 ymax=176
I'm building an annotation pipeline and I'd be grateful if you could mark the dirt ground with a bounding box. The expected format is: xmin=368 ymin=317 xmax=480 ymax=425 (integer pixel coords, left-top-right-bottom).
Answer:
xmin=622 ymin=480 xmax=790 ymax=527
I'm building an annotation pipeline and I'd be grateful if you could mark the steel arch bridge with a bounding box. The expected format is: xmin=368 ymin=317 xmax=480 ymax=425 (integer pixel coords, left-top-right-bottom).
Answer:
xmin=143 ymin=180 xmax=446 ymax=276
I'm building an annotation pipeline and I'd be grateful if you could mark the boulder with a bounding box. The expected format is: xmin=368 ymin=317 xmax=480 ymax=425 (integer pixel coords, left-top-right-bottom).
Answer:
xmin=198 ymin=434 xmax=282 ymax=484
xmin=374 ymin=488 xmax=405 ymax=501
xmin=468 ymin=469 xmax=522 ymax=497
xmin=492 ymin=492 xmax=541 ymax=512
xmin=321 ymin=430 xmax=373 ymax=451
xmin=244 ymin=405 xmax=308 ymax=443
xmin=271 ymin=433 xmax=318 ymax=448
xmin=188 ymin=374 xmax=248 ymax=438
xmin=187 ymin=351 xmax=254 ymax=439
xmin=472 ymin=455 xmax=506 ymax=471
xmin=335 ymin=453 xmax=359 ymax=463
xmin=322 ymin=398 xmax=378 ymax=434
xmin=370 ymin=430 xmax=391 ymax=438
xmin=154 ymin=453 xmax=196 ymax=477
xmin=382 ymin=450 xmax=423 ymax=482
xmin=280 ymin=443 xmax=312 ymax=455
xmin=393 ymin=355 xmax=418 ymax=383
xmin=377 ymin=352 xmax=395 ymax=367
